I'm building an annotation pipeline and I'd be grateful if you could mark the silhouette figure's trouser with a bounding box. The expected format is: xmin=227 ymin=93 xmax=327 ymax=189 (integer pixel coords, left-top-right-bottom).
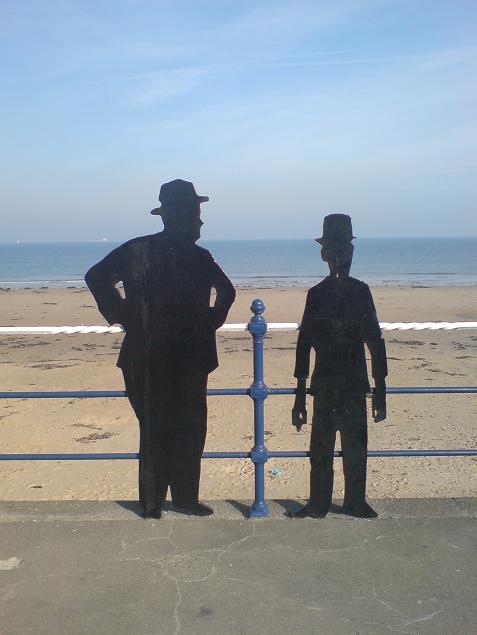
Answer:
xmin=309 ymin=392 xmax=367 ymax=511
xmin=123 ymin=368 xmax=208 ymax=512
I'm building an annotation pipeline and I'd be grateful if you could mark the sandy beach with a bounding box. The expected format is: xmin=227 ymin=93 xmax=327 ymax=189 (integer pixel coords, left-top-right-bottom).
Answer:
xmin=0 ymin=285 xmax=476 ymax=503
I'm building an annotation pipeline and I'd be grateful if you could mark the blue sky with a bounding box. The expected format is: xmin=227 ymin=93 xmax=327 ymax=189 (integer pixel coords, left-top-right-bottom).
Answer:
xmin=1 ymin=0 xmax=476 ymax=241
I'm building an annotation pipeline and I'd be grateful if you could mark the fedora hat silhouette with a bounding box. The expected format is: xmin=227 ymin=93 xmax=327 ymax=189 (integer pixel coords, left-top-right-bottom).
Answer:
xmin=151 ymin=179 xmax=209 ymax=215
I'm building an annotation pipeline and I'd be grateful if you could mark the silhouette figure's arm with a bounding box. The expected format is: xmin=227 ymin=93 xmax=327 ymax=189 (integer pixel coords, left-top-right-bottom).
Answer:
xmin=362 ymin=286 xmax=388 ymax=422
xmin=85 ymin=246 xmax=127 ymax=327
xmin=208 ymin=257 xmax=236 ymax=329
xmin=292 ymin=291 xmax=315 ymax=430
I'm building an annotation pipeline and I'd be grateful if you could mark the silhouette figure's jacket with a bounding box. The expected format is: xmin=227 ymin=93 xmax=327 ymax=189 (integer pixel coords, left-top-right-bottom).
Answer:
xmin=85 ymin=232 xmax=236 ymax=377
xmin=294 ymin=276 xmax=387 ymax=394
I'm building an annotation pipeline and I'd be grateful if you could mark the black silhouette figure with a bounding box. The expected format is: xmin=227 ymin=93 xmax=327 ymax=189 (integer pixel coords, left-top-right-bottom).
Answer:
xmin=85 ymin=180 xmax=236 ymax=518
xmin=288 ymin=214 xmax=387 ymax=519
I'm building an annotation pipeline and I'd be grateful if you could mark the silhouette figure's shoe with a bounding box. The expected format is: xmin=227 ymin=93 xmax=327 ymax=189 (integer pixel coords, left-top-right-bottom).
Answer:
xmin=172 ymin=503 xmax=214 ymax=516
xmin=286 ymin=505 xmax=328 ymax=519
xmin=141 ymin=509 xmax=162 ymax=519
xmin=343 ymin=502 xmax=378 ymax=518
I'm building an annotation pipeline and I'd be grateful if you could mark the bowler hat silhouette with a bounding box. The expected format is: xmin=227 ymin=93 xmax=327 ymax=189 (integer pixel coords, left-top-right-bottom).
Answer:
xmin=151 ymin=179 xmax=209 ymax=215
xmin=316 ymin=214 xmax=355 ymax=245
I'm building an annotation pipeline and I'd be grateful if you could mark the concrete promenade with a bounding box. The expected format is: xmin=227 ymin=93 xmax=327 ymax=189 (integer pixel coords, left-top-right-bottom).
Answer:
xmin=1 ymin=498 xmax=475 ymax=634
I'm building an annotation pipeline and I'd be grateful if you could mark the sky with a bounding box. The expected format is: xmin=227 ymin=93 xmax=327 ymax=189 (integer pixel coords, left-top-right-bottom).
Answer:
xmin=1 ymin=0 xmax=476 ymax=242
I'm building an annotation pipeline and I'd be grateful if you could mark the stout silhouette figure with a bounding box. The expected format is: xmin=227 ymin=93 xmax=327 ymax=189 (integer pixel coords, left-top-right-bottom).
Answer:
xmin=289 ymin=214 xmax=387 ymax=519
xmin=85 ymin=180 xmax=236 ymax=518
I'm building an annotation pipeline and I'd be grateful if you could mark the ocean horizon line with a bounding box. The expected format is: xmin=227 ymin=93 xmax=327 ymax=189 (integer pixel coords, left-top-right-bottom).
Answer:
xmin=2 ymin=235 xmax=477 ymax=246
xmin=1 ymin=237 xmax=476 ymax=289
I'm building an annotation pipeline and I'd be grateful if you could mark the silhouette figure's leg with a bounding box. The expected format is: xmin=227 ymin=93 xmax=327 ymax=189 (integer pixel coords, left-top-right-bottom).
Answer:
xmin=169 ymin=420 xmax=207 ymax=509
xmin=288 ymin=395 xmax=336 ymax=518
xmin=138 ymin=413 xmax=167 ymax=515
xmin=149 ymin=396 xmax=170 ymax=510
xmin=309 ymin=395 xmax=336 ymax=512
xmin=341 ymin=394 xmax=377 ymax=516
xmin=168 ymin=373 xmax=211 ymax=515
xmin=123 ymin=370 xmax=167 ymax=516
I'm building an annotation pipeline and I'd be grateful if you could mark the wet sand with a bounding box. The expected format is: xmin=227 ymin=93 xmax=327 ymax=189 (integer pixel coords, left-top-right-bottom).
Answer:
xmin=0 ymin=286 xmax=476 ymax=502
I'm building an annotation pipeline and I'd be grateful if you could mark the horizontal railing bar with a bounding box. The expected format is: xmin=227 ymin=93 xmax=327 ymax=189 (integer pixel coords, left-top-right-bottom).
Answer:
xmin=268 ymin=450 xmax=477 ymax=458
xmin=203 ymin=452 xmax=250 ymax=458
xmin=0 ymin=389 xmax=249 ymax=399
xmin=0 ymin=452 xmax=251 ymax=461
xmin=0 ymin=449 xmax=475 ymax=461
xmin=0 ymin=391 xmax=127 ymax=399
xmin=387 ymin=387 xmax=477 ymax=394
xmin=208 ymin=389 xmax=249 ymax=396
xmin=1 ymin=386 xmax=476 ymax=399
xmin=0 ymin=453 xmax=140 ymax=460
xmin=269 ymin=387 xmax=477 ymax=395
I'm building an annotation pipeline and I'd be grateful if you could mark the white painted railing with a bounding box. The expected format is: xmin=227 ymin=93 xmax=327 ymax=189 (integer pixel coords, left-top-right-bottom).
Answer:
xmin=0 ymin=322 xmax=476 ymax=335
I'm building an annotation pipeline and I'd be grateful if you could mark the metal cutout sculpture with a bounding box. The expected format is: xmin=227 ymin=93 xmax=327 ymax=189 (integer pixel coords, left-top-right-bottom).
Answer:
xmin=85 ymin=180 xmax=236 ymax=518
xmin=289 ymin=214 xmax=388 ymax=519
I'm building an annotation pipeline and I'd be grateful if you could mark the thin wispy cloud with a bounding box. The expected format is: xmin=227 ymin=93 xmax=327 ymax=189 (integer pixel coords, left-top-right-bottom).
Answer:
xmin=117 ymin=43 xmax=476 ymax=110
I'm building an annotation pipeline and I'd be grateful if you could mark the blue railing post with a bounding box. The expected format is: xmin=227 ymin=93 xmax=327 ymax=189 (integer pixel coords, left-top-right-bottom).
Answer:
xmin=248 ymin=299 xmax=270 ymax=518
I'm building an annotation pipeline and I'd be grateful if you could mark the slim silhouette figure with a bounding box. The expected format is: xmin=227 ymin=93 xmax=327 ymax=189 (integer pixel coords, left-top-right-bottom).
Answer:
xmin=288 ymin=214 xmax=387 ymax=519
xmin=85 ymin=180 xmax=236 ymax=518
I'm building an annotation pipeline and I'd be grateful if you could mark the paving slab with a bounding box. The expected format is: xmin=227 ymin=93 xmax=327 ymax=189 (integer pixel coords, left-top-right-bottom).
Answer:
xmin=0 ymin=499 xmax=475 ymax=635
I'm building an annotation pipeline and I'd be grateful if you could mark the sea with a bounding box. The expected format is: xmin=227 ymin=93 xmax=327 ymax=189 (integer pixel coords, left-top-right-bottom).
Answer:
xmin=0 ymin=238 xmax=476 ymax=289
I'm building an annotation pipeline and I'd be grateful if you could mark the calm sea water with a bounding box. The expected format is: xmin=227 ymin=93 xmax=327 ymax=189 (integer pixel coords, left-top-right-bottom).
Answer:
xmin=0 ymin=238 xmax=476 ymax=288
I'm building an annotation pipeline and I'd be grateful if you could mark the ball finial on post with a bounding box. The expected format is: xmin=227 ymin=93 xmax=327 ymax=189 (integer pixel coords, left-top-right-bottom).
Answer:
xmin=248 ymin=299 xmax=266 ymax=338
xmin=251 ymin=298 xmax=265 ymax=316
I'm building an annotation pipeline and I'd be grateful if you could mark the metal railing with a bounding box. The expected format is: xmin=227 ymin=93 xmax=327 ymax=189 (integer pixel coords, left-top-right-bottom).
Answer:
xmin=1 ymin=299 xmax=476 ymax=518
